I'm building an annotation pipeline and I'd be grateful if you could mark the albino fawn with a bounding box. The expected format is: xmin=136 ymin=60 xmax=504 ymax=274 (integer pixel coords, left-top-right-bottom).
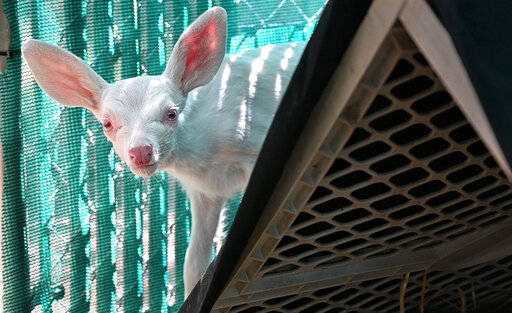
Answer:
xmin=23 ymin=7 xmax=304 ymax=296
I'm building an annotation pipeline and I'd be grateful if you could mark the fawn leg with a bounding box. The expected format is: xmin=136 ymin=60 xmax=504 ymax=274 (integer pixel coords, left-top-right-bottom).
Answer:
xmin=184 ymin=190 xmax=225 ymax=297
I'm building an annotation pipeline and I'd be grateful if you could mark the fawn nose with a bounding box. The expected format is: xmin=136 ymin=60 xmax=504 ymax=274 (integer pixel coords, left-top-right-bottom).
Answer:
xmin=129 ymin=145 xmax=153 ymax=166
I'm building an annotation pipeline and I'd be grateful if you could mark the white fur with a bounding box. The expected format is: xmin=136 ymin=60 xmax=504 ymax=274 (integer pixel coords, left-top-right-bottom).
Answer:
xmin=22 ymin=7 xmax=304 ymax=296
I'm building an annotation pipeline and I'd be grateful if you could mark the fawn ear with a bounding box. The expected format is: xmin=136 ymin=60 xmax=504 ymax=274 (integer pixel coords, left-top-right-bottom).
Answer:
xmin=163 ymin=6 xmax=227 ymax=95
xmin=22 ymin=39 xmax=108 ymax=113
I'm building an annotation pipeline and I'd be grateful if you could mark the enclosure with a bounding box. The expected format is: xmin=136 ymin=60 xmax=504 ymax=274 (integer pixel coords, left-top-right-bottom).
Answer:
xmin=0 ymin=0 xmax=327 ymax=312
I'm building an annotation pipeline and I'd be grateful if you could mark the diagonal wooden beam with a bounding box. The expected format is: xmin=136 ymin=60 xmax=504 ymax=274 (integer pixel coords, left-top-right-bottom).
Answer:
xmin=432 ymin=223 xmax=512 ymax=271
xmin=399 ymin=0 xmax=512 ymax=180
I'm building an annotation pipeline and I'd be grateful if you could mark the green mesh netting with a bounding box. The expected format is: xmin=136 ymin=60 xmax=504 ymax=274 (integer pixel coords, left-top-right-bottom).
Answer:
xmin=0 ymin=0 xmax=326 ymax=311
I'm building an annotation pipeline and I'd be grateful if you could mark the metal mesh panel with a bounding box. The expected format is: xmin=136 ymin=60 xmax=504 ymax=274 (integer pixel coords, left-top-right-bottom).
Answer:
xmin=215 ymin=22 xmax=512 ymax=313
xmin=0 ymin=0 xmax=326 ymax=312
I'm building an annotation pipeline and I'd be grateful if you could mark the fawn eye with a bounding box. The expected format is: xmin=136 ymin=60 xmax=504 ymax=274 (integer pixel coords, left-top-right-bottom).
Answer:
xmin=166 ymin=108 xmax=178 ymax=122
xmin=103 ymin=119 xmax=113 ymax=132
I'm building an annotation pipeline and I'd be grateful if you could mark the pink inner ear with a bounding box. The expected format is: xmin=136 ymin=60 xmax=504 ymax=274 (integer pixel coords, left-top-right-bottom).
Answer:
xmin=55 ymin=71 xmax=95 ymax=101
xmin=182 ymin=21 xmax=218 ymax=83
xmin=39 ymin=54 xmax=96 ymax=106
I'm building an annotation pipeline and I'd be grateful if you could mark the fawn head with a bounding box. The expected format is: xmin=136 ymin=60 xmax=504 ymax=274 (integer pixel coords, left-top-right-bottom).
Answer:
xmin=23 ymin=7 xmax=227 ymax=177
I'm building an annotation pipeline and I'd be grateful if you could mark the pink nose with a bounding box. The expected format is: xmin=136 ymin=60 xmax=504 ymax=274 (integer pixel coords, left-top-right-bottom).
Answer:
xmin=129 ymin=145 xmax=153 ymax=166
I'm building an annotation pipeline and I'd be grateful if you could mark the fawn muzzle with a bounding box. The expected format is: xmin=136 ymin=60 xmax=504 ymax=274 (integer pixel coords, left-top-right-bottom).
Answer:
xmin=129 ymin=145 xmax=153 ymax=167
